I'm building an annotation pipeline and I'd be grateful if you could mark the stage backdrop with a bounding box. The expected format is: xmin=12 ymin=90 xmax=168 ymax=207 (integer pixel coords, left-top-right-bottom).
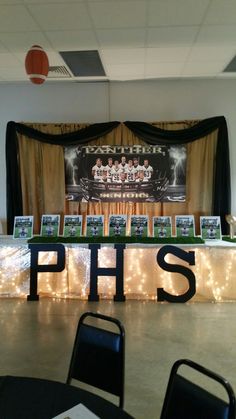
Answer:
xmin=6 ymin=117 xmax=230 ymax=235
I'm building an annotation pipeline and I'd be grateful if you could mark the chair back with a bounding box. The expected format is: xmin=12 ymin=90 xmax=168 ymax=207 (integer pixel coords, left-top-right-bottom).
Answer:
xmin=66 ymin=312 xmax=125 ymax=408
xmin=160 ymin=359 xmax=236 ymax=419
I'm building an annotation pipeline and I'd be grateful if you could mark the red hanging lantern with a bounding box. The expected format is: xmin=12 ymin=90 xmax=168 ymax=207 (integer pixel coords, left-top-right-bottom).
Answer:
xmin=25 ymin=45 xmax=49 ymax=84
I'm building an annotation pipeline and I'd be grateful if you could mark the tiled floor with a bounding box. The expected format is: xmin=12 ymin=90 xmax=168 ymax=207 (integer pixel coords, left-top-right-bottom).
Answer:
xmin=0 ymin=299 xmax=236 ymax=418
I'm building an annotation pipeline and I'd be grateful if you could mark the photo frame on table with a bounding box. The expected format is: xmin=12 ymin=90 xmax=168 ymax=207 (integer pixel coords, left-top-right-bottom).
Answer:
xmin=13 ymin=216 xmax=34 ymax=239
xmin=108 ymin=215 xmax=127 ymax=237
xmin=175 ymin=215 xmax=195 ymax=238
xmin=153 ymin=216 xmax=172 ymax=238
xmin=86 ymin=215 xmax=104 ymax=237
xmin=40 ymin=214 xmax=60 ymax=237
xmin=200 ymin=216 xmax=222 ymax=240
xmin=130 ymin=215 xmax=148 ymax=238
xmin=63 ymin=215 xmax=82 ymax=237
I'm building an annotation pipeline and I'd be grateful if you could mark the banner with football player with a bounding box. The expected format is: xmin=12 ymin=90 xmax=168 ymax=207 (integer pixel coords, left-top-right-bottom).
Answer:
xmin=64 ymin=144 xmax=186 ymax=203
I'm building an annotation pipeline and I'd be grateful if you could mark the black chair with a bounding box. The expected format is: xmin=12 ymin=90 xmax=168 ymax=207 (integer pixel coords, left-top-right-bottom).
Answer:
xmin=66 ymin=312 xmax=125 ymax=409
xmin=160 ymin=359 xmax=236 ymax=419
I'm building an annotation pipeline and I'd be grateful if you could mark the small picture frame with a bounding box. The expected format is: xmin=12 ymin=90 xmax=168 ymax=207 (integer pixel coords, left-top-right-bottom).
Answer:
xmin=130 ymin=215 xmax=148 ymax=238
xmin=175 ymin=215 xmax=195 ymax=238
xmin=13 ymin=216 xmax=34 ymax=239
xmin=153 ymin=216 xmax=172 ymax=238
xmin=86 ymin=215 xmax=104 ymax=237
xmin=40 ymin=214 xmax=60 ymax=237
xmin=63 ymin=215 xmax=82 ymax=237
xmin=200 ymin=216 xmax=222 ymax=240
xmin=108 ymin=215 xmax=127 ymax=237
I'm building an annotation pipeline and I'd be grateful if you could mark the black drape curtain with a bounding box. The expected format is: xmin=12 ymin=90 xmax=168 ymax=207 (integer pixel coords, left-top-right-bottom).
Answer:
xmin=124 ymin=116 xmax=231 ymax=233
xmin=6 ymin=116 xmax=230 ymax=234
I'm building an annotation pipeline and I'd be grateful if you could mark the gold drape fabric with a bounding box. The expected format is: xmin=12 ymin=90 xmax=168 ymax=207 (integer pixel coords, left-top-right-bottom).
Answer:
xmin=18 ymin=121 xmax=218 ymax=234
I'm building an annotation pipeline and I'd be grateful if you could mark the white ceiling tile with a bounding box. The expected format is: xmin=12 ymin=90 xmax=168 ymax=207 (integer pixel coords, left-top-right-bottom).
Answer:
xmin=145 ymin=62 xmax=184 ymax=77
xmin=101 ymin=48 xmax=145 ymax=64
xmin=105 ymin=63 xmax=144 ymax=78
xmin=148 ymin=0 xmax=210 ymax=27
xmin=0 ymin=5 xmax=40 ymax=32
xmin=45 ymin=30 xmax=98 ymax=51
xmin=27 ymin=3 xmax=92 ymax=30
xmin=146 ymin=47 xmax=191 ymax=63
xmin=0 ymin=32 xmax=51 ymax=52
xmin=147 ymin=26 xmax=199 ymax=47
xmin=182 ymin=61 xmax=226 ymax=75
xmin=96 ymin=29 xmax=145 ymax=48
xmin=88 ymin=1 xmax=146 ymax=29
xmin=196 ymin=25 xmax=236 ymax=44
xmin=0 ymin=67 xmax=27 ymax=79
xmin=204 ymin=0 xmax=236 ymax=25
xmin=0 ymin=53 xmax=22 ymax=67
xmin=187 ymin=46 xmax=236 ymax=62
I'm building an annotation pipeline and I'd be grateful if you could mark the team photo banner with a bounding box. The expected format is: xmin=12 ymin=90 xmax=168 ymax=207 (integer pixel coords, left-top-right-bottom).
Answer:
xmin=65 ymin=145 xmax=186 ymax=203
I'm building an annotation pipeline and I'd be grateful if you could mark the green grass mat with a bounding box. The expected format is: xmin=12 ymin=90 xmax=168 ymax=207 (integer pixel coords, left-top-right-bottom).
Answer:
xmin=28 ymin=236 xmax=204 ymax=245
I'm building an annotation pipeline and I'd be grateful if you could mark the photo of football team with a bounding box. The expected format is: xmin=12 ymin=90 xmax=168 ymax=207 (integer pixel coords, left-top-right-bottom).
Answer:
xmin=91 ymin=156 xmax=153 ymax=184
xmin=65 ymin=145 xmax=186 ymax=203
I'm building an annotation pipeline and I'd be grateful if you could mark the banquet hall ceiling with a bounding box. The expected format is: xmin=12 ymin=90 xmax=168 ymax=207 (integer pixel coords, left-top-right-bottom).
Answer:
xmin=0 ymin=0 xmax=236 ymax=83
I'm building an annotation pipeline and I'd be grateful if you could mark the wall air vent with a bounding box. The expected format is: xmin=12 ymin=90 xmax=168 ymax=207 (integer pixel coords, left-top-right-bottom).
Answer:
xmin=48 ymin=66 xmax=72 ymax=78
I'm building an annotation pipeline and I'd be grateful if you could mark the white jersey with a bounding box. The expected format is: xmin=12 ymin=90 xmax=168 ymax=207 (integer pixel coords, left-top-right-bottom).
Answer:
xmin=133 ymin=164 xmax=143 ymax=175
xmin=91 ymin=226 xmax=98 ymax=236
xmin=135 ymin=226 xmax=144 ymax=236
xmin=69 ymin=226 xmax=76 ymax=236
xmin=181 ymin=227 xmax=189 ymax=237
xmin=158 ymin=228 xmax=167 ymax=238
xmin=92 ymin=164 xmax=104 ymax=179
xmin=125 ymin=167 xmax=136 ymax=182
xmin=207 ymin=228 xmax=216 ymax=239
xmin=142 ymin=165 xmax=153 ymax=179
xmin=118 ymin=162 xmax=128 ymax=172
xmin=114 ymin=225 xmax=121 ymax=236
xmin=111 ymin=167 xmax=122 ymax=182
xmin=104 ymin=164 xmax=114 ymax=179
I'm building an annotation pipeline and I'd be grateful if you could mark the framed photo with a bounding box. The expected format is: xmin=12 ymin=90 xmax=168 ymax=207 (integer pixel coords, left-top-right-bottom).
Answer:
xmin=63 ymin=215 xmax=82 ymax=237
xmin=13 ymin=216 xmax=34 ymax=239
xmin=153 ymin=216 xmax=172 ymax=238
xmin=40 ymin=215 xmax=60 ymax=237
xmin=175 ymin=215 xmax=195 ymax=238
xmin=86 ymin=215 xmax=104 ymax=237
xmin=130 ymin=215 xmax=148 ymax=238
xmin=200 ymin=216 xmax=222 ymax=240
xmin=108 ymin=215 xmax=127 ymax=237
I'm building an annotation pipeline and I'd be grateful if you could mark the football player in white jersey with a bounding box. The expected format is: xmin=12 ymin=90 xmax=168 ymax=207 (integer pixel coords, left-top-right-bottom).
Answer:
xmin=135 ymin=223 xmax=144 ymax=237
xmin=114 ymin=222 xmax=121 ymax=236
xmin=133 ymin=158 xmax=142 ymax=176
xmin=136 ymin=170 xmax=149 ymax=182
xmin=181 ymin=225 xmax=189 ymax=237
xmin=111 ymin=160 xmax=122 ymax=182
xmin=99 ymin=170 xmax=111 ymax=183
xmin=92 ymin=158 xmax=104 ymax=180
xmin=207 ymin=226 xmax=216 ymax=239
xmin=104 ymin=157 xmax=114 ymax=180
xmin=125 ymin=160 xmax=136 ymax=182
xmin=91 ymin=225 xmax=98 ymax=236
xmin=119 ymin=156 xmax=128 ymax=172
xmin=118 ymin=172 xmax=129 ymax=183
xmin=142 ymin=159 xmax=153 ymax=180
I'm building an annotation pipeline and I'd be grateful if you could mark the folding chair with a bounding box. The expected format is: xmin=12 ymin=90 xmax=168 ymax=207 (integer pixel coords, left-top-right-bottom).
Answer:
xmin=66 ymin=312 xmax=125 ymax=408
xmin=160 ymin=359 xmax=236 ymax=419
